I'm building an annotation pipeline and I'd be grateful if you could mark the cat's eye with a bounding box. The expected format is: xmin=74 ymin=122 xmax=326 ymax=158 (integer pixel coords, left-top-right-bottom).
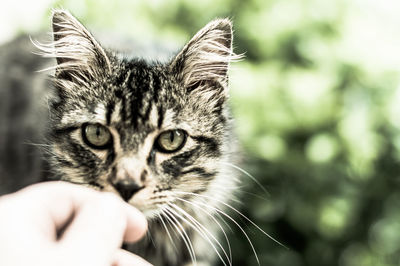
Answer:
xmin=82 ymin=123 xmax=112 ymax=149
xmin=156 ymin=129 xmax=187 ymax=153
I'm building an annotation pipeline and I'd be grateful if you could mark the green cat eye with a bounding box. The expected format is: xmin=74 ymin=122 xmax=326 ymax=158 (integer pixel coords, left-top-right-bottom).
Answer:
xmin=156 ymin=129 xmax=187 ymax=153
xmin=82 ymin=123 xmax=112 ymax=149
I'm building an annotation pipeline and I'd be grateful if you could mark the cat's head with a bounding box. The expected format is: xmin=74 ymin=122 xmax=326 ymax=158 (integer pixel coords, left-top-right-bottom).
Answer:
xmin=38 ymin=10 xmax=239 ymax=218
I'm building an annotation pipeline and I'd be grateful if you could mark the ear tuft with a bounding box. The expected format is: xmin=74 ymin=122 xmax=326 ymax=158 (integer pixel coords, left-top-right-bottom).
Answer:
xmin=33 ymin=9 xmax=111 ymax=82
xmin=170 ymin=18 xmax=242 ymax=88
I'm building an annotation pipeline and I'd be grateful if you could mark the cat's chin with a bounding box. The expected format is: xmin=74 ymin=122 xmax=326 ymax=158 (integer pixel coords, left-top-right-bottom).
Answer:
xmin=141 ymin=208 xmax=163 ymax=219
xmin=129 ymin=202 xmax=168 ymax=220
xmin=123 ymin=189 xmax=164 ymax=218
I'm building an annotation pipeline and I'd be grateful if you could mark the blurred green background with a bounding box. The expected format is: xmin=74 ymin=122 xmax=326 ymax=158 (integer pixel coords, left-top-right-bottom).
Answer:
xmin=4 ymin=0 xmax=400 ymax=265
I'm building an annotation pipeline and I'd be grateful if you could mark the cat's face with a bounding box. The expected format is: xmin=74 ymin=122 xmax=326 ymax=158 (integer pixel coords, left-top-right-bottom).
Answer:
xmin=41 ymin=10 xmax=238 ymax=218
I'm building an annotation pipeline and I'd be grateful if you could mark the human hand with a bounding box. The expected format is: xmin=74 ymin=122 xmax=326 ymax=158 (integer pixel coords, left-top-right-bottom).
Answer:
xmin=0 ymin=181 xmax=152 ymax=266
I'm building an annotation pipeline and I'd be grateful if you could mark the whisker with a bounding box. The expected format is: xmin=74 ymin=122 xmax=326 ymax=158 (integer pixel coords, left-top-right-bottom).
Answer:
xmin=146 ymin=224 xmax=156 ymax=247
xmin=220 ymin=162 xmax=270 ymax=196
xmin=22 ymin=142 xmax=52 ymax=147
xmin=161 ymin=208 xmax=197 ymax=265
xmin=239 ymin=190 xmax=271 ymax=202
xmin=215 ymin=211 xmax=234 ymax=233
xmin=161 ymin=208 xmax=196 ymax=264
xmin=175 ymin=191 xmax=286 ymax=249
xmin=176 ymin=194 xmax=260 ymax=265
xmin=169 ymin=202 xmax=231 ymax=266
xmin=175 ymin=191 xmax=288 ymax=266
xmin=173 ymin=198 xmax=233 ymax=265
xmin=157 ymin=213 xmax=178 ymax=252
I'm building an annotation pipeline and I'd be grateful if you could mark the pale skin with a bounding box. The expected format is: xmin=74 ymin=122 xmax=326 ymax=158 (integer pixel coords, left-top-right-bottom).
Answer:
xmin=0 ymin=182 xmax=152 ymax=266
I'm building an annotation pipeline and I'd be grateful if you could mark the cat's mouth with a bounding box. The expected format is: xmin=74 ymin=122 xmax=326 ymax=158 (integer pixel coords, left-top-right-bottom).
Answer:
xmin=100 ymin=181 xmax=165 ymax=217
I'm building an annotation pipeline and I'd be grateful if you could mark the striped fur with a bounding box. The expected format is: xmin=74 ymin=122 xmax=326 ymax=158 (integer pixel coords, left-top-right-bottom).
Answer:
xmin=34 ymin=10 xmax=240 ymax=266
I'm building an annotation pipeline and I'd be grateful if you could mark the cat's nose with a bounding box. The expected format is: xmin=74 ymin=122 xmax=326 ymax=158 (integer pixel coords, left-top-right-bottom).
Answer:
xmin=112 ymin=179 xmax=144 ymax=201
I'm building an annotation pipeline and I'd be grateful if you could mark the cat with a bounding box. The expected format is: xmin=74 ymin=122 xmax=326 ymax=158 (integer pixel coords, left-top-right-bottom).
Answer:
xmin=1 ymin=9 xmax=243 ymax=266
xmin=37 ymin=9 xmax=242 ymax=266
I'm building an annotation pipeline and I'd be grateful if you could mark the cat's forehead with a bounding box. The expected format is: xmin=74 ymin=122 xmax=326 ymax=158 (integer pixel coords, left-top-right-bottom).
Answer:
xmin=106 ymin=60 xmax=182 ymax=122
xmin=105 ymin=61 xmax=177 ymax=104
xmin=59 ymin=60 xmax=179 ymax=126
xmin=111 ymin=60 xmax=173 ymax=92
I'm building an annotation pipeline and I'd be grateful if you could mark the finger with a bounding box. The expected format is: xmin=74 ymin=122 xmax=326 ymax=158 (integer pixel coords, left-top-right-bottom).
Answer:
xmin=112 ymin=249 xmax=153 ymax=266
xmin=13 ymin=182 xmax=147 ymax=242
xmin=0 ymin=181 xmax=82 ymax=241
xmin=60 ymin=192 xmax=146 ymax=264
xmin=122 ymin=202 xmax=148 ymax=243
xmin=11 ymin=182 xmax=102 ymax=239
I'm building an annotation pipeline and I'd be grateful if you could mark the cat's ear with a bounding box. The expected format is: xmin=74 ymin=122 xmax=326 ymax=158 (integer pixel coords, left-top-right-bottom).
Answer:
xmin=170 ymin=19 xmax=240 ymax=90
xmin=36 ymin=10 xmax=111 ymax=81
